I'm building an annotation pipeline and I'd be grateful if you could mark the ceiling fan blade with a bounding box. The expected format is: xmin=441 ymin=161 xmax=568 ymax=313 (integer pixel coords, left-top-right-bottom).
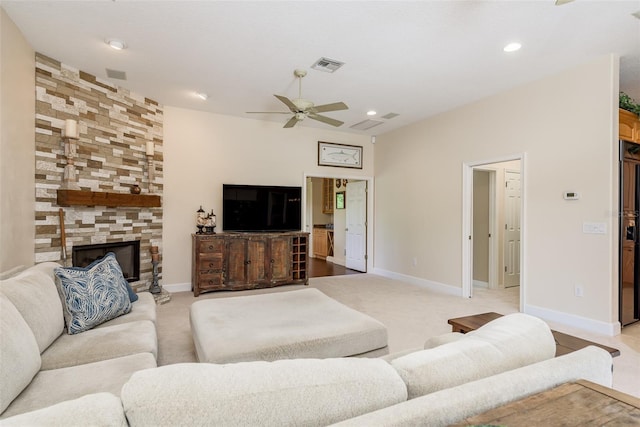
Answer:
xmin=274 ymin=95 xmax=298 ymax=112
xmin=555 ymin=0 xmax=575 ymax=5
xmin=246 ymin=111 xmax=291 ymax=114
xmin=283 ymin=116 xmax=299 ymax=128
xmin=308 ymin=113 xmax=343 ymax=127
xmin=312 ymin=102 xmax=348 ymax=113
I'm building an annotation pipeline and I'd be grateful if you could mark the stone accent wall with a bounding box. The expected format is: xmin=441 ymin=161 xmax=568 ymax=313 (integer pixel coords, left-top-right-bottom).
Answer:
xmin=34 ymin=53 xmax=163 ymax=291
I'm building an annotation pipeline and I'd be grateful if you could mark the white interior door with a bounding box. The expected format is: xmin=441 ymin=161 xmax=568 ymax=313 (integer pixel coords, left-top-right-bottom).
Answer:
xmin=346 ymin=180 xmax=367 ymax=272
xmin=504 ymin=170 xmax=521 ymax=287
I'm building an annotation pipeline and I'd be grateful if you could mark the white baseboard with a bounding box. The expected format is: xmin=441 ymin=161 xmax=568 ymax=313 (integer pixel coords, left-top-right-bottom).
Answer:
xmin=473 ymin=280 xmax=489 ymax=288
xmin=524 ymin=304 xmax=621 ymax=337
xmin=372 ymin=268 xmax=462 ymax=297
xmin=326 ymin=256 xmax=346 ymax=266
xmin=162 ymin=282 xmax=191 ymax=293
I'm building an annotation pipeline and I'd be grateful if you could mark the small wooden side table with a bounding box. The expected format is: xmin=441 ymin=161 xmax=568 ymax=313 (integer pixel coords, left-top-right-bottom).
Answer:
xmin=447 ymin=312 xmax=620 ymax=358
xmin=451 ymin=380 xmax=640 ymax=426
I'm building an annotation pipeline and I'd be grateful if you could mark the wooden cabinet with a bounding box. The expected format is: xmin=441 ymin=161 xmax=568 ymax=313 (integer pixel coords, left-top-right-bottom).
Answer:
xmin=313 ymin=228 xmax=334 ymax=259
xmin=620 ymin=108 xmax=640 ymax=143
xmin=192 ymin=235 xmax=226 ymax=296
xmin=192 ymin=232 xmax=308 ymax=296
xmin=322 ymin=178 xmax=334 ymax=214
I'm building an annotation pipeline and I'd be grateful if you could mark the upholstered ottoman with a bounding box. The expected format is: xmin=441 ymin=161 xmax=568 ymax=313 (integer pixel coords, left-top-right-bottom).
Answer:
xmin=190 ymin=288 xmax=388 ymax=363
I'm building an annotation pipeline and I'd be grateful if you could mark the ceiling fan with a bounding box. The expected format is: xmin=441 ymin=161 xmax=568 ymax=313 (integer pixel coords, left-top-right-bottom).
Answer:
xmin=247 ymin=69 xmax=348 ymax=128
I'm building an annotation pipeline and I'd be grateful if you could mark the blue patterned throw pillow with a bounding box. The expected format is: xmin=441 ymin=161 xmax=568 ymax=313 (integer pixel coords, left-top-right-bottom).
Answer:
xmin=54 ymin=252 xmax=132 ymax=334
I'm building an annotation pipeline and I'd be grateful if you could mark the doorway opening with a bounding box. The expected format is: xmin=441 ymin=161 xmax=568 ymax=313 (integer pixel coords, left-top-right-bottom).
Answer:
xmin=463 ymin=155 xmax=525 ymax=311
xmin=303 ymin=174 xmax=373 ymax=277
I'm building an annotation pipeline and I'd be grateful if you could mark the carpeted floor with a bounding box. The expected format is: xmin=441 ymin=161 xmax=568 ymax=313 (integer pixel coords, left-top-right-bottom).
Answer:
xmin=156 ymin=273 xmax=640 ymax=398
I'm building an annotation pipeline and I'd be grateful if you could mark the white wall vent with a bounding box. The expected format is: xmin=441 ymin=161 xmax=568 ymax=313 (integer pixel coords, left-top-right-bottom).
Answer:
xmin=106 ymin=68 xmax=127 ymax=80
xmin=350 ymin=119 xmax=384 ymax=131
xmin=311 ymin=57 xmax=344 ymax=73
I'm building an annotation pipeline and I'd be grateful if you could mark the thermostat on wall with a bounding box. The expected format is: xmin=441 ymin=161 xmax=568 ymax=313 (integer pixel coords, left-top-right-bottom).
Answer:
xmin=563 ymin=191 xmax=580 ymax=200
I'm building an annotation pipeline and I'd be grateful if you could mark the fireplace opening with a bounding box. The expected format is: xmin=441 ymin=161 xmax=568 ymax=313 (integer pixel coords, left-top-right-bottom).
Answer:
xmin=72 ymin=241 xmax=141 ymax=282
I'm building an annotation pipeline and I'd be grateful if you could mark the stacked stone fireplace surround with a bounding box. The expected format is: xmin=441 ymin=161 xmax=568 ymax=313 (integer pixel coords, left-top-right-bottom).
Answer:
xmin=34 ymin=53 xmax=163 ymax=293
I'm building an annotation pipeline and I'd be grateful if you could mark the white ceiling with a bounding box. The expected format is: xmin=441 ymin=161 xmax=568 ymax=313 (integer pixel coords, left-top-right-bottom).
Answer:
xmin=3 ymin=0 xmax=640 ymax=135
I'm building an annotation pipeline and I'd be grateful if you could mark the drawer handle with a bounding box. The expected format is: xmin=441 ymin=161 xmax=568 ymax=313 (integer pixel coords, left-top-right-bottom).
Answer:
xmin=208 ymin=280 xmax=213 ymax=285
xmin=270 ymin=259 xmax=275 ymax=264
xmin=209 ymin=263 xmax=214 ymax=268
xmin=208 ymin=245 xmax=213 ymax=250
xmin=245 ymin=260 xmax=252 ymax=265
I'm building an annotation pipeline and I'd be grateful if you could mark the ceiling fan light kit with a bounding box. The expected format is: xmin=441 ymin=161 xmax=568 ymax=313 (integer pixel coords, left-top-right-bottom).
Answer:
xmin=247 ymin=69 xmax=348 ymax=129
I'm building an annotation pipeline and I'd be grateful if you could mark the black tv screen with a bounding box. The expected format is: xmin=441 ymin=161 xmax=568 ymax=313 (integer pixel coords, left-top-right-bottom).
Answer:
xmin=223 ymin=184 xmax=302 ymax=232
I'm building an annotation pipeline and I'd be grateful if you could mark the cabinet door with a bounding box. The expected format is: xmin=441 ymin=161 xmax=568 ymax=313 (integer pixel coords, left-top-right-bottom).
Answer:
xmin=226 ymin=237 xmax=248 ymax=286
xmin=269 ymin=236 xmax=292 ymax=284
xmin=322 ymin=178 xmax=334 ymax=214
xmin=620 ymin=109 xmax=640 ymax=143
xmin=313 ymin=228 xmax=327 ymax=258
xmin=247 ymin=237 xmax=269 ymax=284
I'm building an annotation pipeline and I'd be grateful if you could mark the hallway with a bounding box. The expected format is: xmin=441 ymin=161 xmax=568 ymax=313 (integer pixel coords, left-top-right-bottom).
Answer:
xmin=307 ymin=257 xmax=362 ymax=278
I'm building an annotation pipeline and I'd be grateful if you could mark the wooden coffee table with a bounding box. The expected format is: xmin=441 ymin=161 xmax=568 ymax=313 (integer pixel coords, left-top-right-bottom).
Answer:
xmin=447 ymin=312 xmax=620 ymax=357
xmin=451 ymin=380 xmax=640 ymax=426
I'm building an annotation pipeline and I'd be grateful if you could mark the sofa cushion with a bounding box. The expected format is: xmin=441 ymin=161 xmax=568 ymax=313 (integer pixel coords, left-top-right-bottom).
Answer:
xmin=54 ymin=253 xmax=132 ymax=334
xmin=0 ymin=262 xmax=64 ymax=352
xmin=97 ymin=292 xmax=157 ymax=328
xmin=390 ymin=313 xmax=556 ymax=399
xmin=0 ymin=294 xmax=42 ymax=414
xmin=122 ymin=358 xmax=407 ymax=426
xmin=0 ymin=353 xmax=156 ymax=419
xmin=0 ymin=393 xmax=127 ymax=427
xmin=40 ymin=320 xmax=157 ymax=370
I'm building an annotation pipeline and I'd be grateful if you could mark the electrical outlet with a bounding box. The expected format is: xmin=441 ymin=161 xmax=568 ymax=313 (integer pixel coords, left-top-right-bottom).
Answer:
xmin=574 ymin=285 xmax=584 ymax=297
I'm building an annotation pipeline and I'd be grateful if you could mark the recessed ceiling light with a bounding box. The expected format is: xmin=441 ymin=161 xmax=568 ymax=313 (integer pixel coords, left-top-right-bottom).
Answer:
xmin=367 ymin=110 xmax=377 ymax=116
xmin=106 ymin=39 xmax=127 ymax=50
xmin=196 ymin=92 xmax=209 ymax=100
xmin=503 ymin=42 xmax=522 ymax=53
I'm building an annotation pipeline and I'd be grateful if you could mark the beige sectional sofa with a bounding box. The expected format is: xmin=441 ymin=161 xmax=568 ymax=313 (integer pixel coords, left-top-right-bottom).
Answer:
xmin=0 ymin=262 xmax=158 ymax=419
xmin=0 ymin=263 xmax=614 ymax=426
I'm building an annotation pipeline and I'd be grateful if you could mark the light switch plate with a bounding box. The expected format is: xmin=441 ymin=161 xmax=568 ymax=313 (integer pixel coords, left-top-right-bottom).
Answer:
xmin=583 ymin=222 xmax=606 ymax=234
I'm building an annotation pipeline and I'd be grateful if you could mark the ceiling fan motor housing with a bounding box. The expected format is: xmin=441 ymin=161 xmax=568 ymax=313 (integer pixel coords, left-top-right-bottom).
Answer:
xmin=292 ymin=98 xmax=314 ymax=112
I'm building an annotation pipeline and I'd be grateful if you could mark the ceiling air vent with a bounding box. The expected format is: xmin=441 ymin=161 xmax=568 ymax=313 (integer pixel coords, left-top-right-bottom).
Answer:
xmin=311 ymin=57 xmax=344 ymax=73
xmin=106 ymin=68 xmax=127 ymax=80
xmin=381 ymin=112 xmax=400 ymax=120
xmin=350 ymin=119 xmax=384 ymax=131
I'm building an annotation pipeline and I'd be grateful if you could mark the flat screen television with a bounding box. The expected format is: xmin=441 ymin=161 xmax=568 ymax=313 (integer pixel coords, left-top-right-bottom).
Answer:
xmin=222 ymin=184 xmax=302 ymax=232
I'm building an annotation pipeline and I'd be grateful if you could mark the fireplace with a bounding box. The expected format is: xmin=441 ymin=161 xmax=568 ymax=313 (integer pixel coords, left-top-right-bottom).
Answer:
xmin=72 ymin=241 xmax=141 ymax=282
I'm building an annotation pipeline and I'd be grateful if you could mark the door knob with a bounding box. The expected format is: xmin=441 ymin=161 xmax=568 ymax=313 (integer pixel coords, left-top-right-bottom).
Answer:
xmin=627 ymin=225 xmax=636 ymax=241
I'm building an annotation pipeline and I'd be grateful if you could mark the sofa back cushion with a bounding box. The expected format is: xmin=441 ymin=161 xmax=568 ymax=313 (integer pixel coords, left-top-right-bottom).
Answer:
xmin=0 ymin=262 xmax=64 ymax=352
xmin=0 ymin=294 xmax=42 ymax=414
xmin=391 ymin=313 xmax=556 ymax=399
xmin=122 ymin=358 xmax=407 ymax=426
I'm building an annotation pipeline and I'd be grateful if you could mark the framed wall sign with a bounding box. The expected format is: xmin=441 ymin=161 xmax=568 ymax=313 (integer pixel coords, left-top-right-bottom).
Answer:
xmin=318 ymin=141 xmax=363 ymax=169
xmin=336 ymin=192 xmax=345 ymax=209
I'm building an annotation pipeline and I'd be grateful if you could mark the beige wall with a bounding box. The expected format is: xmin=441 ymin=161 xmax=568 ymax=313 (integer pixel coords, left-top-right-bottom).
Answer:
xmin=162 ymin=107 xmax=371 ymax=286
xmin=0 ymin=9 xmax=35 ymax=272
xmin=375 ymin=55 xmax=619 ymax=332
